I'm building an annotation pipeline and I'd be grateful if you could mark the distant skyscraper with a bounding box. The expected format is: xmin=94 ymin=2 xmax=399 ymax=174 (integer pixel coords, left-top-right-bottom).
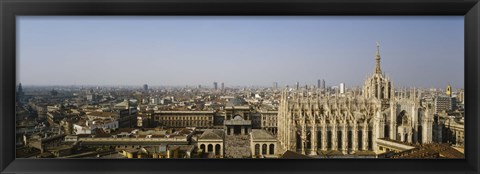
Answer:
xmin=221 ymin=82 xmax=225 ymax=91
xmin=213 ymin=82 xmax=218 ymax=90
xmin=340 ymin=83 xmax=345 ymax=94
xmin=435 ymin=95 xmax=452 ymax=113
xmin=296 ymin=82 xmax=299 ymax=90
xmin=317 ymin=79 xmax=321 ymax=89
xmin=322 ymin=80 xmax=326 ymax=89
xmin=143 ymin=84 xmax=148 ymax=91
xmin=273 ymin=82 xmax=278 ymax=89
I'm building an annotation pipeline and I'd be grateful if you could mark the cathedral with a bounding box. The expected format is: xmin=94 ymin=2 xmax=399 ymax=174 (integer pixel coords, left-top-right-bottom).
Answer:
xmin=276 ymin=43 xmax=435 ymax=155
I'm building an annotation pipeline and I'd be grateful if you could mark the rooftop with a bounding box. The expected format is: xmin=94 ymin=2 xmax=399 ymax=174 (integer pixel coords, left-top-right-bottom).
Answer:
xmin=86 ymin=112 xmax=118 ymax=118
xmin=76 ymin=127 xmax=193 ymax=139
xmin=226 ymin=97 xmax=248 ymax=107
xmin=251 ymin=129 xmax=276 ymax=140
xmin=199 ymin=129 xmax=224 ymax=140
xmin=390 ymin=143 xmax=464 ymax=159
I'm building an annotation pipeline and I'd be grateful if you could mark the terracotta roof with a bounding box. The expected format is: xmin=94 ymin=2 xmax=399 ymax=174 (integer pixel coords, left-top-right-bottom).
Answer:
xmin=86 ymin=112 xmax=117 ymax=118
xmin=391 ymin=143 xmax=464 ymax=159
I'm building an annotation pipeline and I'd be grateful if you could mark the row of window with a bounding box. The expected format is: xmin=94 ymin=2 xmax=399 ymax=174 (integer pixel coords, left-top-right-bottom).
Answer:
xmin=154 ymin=116 xmax=213 ymax=121
xmin=199 ymin=144 xmax=222 ymax=156
xmin=159 ymin=116 xmax=212 ymax=120
xmin=254 ymin=144 xmax=275 ymax=155
xmin=262 ymin=118 xmax=277 ymax=122
xmin=262 ymin=121 xmax=277 ymax=127
xmin=162 ymin=120 xmax=213 ymax=127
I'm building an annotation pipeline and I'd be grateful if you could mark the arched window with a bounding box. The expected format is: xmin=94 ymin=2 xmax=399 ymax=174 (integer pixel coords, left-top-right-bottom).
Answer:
xmin=207 ymin=144 xmax=213 ymax=153
xmin=296 ymin=133 xmax=302 ymax=151
xmin=269 ymin=144 xmax=275 ymax=155
xmin=368 ymin=130 xmax=373 ymax=150
xmin=306 ymin=131 xmax=312 ymax=149
xmin=200 ymin=144 xmax=205 ymax=152
xmin=402 ymin=115 xmax=409 ymax=126
xmin=262 ymin=144 xmax=267 ymax=155
xmin=337 ymin=131 xmax=342 ymax=149
xmin=317 ymin=131 xmax=322 ymax=149
xmin=397 ymin=110 xmax=408 ymax=126
xmin=215 ymin=144 xmax=221 ymax=155
xmin=381 ymin=86 xmax=385 ymax=98
xmin=255 ymin=144 xmax=260 ymax=156
xmin=384 ymin=124 xmax=390 ymax=139
xmin=327 ymin=131 xmax=332 ymax=149
xmin=358 ymin=130 xmax=363 ymax=150
xmin=418 ymin=125 xmax=423 ymax=143
xmin=348 ymin=131 xmax=352 ymax=149
xmin=388 ymin=86 xmax=391 ymax=99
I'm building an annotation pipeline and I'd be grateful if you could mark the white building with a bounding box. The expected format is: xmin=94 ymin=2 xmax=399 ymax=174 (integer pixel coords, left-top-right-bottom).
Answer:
xmin=73 ymin=117 xmax=119 ymax=135
xmin=340 ymin=83 xmax=345 ymax=94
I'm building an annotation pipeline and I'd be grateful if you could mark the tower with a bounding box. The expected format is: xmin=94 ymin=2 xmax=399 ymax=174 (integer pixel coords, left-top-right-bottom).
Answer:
xmin=340 ymin=83 xmax=345 ymax=94
xmin=143 ymin=84 xmax=148 ymax=91
xmin=17 ymin=83 xmax=23 ymax=93
xmin=446 ymin=84 xmax=452 ymax=97
xmin=374 ymin=42 xmax=382 ymax=74
xmin=363 ymin=42 xmax=393 ymax=102
xmin=16 ymin=83 xmax=24 ymax=103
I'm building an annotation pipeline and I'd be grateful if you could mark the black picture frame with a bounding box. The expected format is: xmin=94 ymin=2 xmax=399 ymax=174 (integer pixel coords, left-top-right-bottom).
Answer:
xmin=1 ymin=0 xmax=479 ymax=174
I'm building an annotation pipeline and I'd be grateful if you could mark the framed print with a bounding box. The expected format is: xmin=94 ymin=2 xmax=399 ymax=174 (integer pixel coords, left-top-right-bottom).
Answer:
xmin=1 ymin=0 xmax=479 ymax=174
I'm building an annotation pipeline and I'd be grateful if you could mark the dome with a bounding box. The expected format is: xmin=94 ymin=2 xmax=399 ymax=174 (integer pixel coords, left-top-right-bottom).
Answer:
xmin=233 ymin=115 xmax=244 ymax=120
xmin=226 ymin=97 xmax=248 ymax=107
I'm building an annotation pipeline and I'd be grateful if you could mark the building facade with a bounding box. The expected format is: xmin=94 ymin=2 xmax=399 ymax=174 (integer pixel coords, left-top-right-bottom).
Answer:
xmin=154 ymin=111 xmax=215 ymax=128
xmin=434 ymin=96 xmax=452 ymax=114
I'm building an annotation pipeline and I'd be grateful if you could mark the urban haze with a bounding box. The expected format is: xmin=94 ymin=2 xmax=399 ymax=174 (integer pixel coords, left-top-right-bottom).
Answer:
xmin=17 ymin=16 xmax=463 ymax=89
xmin=16 ymin=16 xmax=464 ymax=159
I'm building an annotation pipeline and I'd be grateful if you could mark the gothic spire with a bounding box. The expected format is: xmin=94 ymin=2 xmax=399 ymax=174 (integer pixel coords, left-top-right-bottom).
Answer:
xmin=374 ymin=42 xmax=382 ymax=74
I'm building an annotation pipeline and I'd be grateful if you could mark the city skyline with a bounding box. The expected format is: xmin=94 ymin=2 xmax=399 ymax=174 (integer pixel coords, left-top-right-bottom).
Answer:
xmin=17 ymin=16 xmax=464 ymax=88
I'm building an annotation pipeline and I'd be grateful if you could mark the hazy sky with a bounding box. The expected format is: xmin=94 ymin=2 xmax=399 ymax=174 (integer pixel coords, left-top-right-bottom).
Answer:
xmin=17 ymin=16 xmax=464 ymax=89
